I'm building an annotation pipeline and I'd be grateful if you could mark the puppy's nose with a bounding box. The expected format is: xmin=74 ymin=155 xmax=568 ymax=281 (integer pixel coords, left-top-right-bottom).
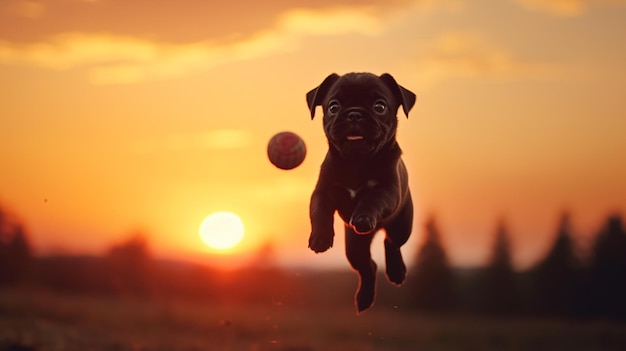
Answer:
xmin=347 ymin=111 xmax=362 ymax=122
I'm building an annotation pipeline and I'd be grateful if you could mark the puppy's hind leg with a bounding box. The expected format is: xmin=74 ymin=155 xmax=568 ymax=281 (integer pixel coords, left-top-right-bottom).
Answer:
xmin=384 ymin=192 xmax=413 ymax=286
xmin=345 ymin=225 xmax=377 ymax=314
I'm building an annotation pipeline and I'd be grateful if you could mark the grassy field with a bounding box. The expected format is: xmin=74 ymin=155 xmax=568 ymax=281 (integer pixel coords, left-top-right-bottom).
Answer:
xmin=1 ymin=289 xmax=626 ymax=351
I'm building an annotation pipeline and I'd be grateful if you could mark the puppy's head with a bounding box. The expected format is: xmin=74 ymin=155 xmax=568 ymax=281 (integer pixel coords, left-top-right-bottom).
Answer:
xmin=306 ymin=73 xmax=416 ymax=158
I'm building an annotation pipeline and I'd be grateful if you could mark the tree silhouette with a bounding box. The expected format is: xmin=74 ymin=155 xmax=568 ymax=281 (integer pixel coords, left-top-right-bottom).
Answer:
xmin=588 ymin=214 xmax=626 ymax=320
xmin=478 ymin=218 xmax=518 ymax=315
xmin=407 ymin=216 xmax=456 ymax=312
xmin=249 ymin=241 xmax=279 ymax=269
xmin=0 ymin=208 xmax=32 ymax=285
xmin=531 ymin=212 xmax=582 ymax=317
xmin=106 ymin=233 xmax=154 ymax=296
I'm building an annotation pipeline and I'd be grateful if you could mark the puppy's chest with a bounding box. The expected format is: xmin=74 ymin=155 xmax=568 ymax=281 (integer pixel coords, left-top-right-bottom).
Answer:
xmin=332 ymin=179 xmax=379 ymax=206
xmin=341 ymin=179 xmax=378 ymax=199
xmin=331 ymin=179 xmax=378 ymax=222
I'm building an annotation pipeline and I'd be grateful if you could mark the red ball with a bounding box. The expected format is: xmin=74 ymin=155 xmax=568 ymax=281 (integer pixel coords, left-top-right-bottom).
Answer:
xmin=267 ymin=131 xmax=306 ymax=170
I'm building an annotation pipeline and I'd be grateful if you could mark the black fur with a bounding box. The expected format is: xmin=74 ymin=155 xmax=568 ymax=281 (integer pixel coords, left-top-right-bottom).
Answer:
xmin=306 ymin=72 xmax=416 ymax=314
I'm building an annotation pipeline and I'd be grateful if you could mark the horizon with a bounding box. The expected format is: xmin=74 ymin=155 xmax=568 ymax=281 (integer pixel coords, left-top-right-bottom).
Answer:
xmin=1 ymin=203 xmax=622 ymax=272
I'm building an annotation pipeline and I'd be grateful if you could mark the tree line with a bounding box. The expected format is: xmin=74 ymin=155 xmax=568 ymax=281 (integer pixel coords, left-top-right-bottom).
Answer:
xmin=0 ymin=206 xmax=300 ymax=304
xmin=1 ymin=204 xmax=625 ymax=320
xmin=407 ymin=212 xmax=626 ymax=320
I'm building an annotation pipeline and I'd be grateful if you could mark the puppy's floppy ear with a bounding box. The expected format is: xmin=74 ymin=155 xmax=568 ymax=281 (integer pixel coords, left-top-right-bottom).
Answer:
xmin=306 ymin=73 xmax=340 ymax=119
xmin=379 ymin=73 xmax=416 ymax=118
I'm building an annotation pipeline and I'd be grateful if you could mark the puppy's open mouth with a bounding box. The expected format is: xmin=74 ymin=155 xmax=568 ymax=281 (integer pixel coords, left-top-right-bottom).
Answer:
xmin=346 ymin=135 xmax=364 ymax=141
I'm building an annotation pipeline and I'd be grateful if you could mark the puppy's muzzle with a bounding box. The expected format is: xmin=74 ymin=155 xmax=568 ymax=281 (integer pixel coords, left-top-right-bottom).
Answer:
xmin=346 ymin=110 xmax=364 ymax=122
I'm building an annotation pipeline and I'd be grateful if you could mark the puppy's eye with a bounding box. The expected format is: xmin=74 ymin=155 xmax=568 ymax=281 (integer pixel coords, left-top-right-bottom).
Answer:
xmin=373 ymin=100 xmax=387 ymax=114
xmin=327 ymin=100 xmax=341 ymax=114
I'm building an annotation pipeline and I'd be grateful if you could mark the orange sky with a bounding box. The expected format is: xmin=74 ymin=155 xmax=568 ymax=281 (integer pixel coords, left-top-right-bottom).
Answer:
xmin=1 ymin=0 xmax=625 ymax=270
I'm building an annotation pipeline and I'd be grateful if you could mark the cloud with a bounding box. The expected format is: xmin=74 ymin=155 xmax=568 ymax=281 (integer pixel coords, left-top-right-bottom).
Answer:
xmin=133 ymin=129 xmax=253 ymax=154
xmin=0 ymin=2 xmax=460 ymax=84
xmin=0 ymin=6 xmax=383 ymax=84
xmin=513 ymin=0 xmax=626 ymax=16
xmin=197 ymin=129 xmax=254 ymax=150
xmin=249 ymin=176 xmax=312 ymax=203
xmin=412 ymin=31 xmax=556 ymax=86
xmin=0 ymin=33 xmax=157 ymax=69
xmin=11 ymin=0 xmax=45 ymax=19
xmin=279 ymin=6 xmax=383 ymax=36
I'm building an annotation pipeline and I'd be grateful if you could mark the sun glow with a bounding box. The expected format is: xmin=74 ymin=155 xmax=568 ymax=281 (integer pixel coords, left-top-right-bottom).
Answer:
xmin=199 ymin=212 xmax=245 ymax=251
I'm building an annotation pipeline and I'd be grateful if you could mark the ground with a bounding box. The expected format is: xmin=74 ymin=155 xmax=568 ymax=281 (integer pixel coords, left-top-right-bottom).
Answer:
xmin=1 ymin=289 xmax=626 ymax=351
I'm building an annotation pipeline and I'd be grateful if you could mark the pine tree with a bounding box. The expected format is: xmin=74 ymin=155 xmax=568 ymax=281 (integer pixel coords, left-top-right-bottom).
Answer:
xmin=479 ymin=218 xmax=518 ymax=315
xmin=532 ymin=213 xmax=581 ymax=317
xmin=0 ymin=208 xmax=32 ymax=285
xmin=9 ymin=225 xmax=32 ymax=282
xmin=589 ymin=214 xmax=626 ymax=320
xmin=407 ymin=216 xmax=456 ymax=313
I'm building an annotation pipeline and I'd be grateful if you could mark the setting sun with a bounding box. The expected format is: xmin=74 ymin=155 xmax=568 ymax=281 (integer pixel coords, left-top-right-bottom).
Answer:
xmin=199 ymin=212 xmax=245 ymax=251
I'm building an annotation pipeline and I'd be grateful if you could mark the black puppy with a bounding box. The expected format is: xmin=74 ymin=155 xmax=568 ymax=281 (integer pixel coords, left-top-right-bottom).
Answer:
xmin=306 ymin=72 xmax=416 ymax=314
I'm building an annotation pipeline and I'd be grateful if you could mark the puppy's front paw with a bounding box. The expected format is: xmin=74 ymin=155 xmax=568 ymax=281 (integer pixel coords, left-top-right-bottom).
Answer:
xmin=350 ymin=215 xmax=377 ymax=235
xmin=384 ymin=239 xmax=407 ymax=285
xmin=308 ymin=231 xmax=334 ymax=253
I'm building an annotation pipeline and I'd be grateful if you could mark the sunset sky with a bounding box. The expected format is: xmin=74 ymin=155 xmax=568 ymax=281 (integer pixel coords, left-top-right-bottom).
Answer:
xmin=1 ymin=0 xmax=625 ymax=270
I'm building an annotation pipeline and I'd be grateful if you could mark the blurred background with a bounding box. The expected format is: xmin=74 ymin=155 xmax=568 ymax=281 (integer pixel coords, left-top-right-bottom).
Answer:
xmin=1 ymin=0 xmax=625 ymax=350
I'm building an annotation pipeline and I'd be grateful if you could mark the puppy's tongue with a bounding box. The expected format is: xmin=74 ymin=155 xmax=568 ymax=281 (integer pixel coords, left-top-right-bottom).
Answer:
xmin=346 ymin=135 xmax=364 ymax=141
